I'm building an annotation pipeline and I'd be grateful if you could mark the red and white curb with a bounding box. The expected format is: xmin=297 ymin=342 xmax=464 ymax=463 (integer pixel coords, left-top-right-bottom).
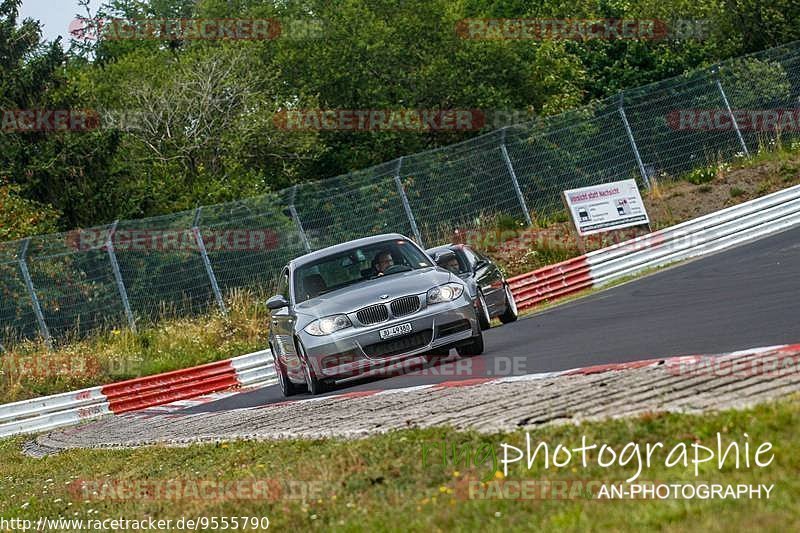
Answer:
xmin=0 ymin=350 xmax=275 ymax=438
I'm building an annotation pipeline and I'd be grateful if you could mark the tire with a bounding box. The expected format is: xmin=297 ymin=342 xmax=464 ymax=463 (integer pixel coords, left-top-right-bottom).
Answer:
xmin=424 ymin=347 xmax=450 ymax=363
xmin=297 ymin=340 xmax=331 ymax=395
xmin=499 ymin=284 xmax=519 ymax=324
xmin=476 ymin=290 xmax=492 ymax=330
xmin=456 ymin=330 xmax=484 ymax=357
xmin=272 ymin=344 xmax=304 ymax=397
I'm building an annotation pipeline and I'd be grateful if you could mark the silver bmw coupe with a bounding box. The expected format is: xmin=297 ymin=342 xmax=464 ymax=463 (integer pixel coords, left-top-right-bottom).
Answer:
xmin=267 ymin=233 xmax=483 ymax=396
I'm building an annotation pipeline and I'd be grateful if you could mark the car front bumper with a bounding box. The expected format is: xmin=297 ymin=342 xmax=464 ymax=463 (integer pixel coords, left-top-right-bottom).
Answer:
xmin=298 ymin=295 xmax=479 ymax=379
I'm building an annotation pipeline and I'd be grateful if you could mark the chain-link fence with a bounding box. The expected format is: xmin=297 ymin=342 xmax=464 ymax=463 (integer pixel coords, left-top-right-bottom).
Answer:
xmin=3 ymin=41 xmax=800 ymax=347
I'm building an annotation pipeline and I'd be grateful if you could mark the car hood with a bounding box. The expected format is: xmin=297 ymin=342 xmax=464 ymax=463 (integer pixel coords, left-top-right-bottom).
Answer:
xmin=294 ymin=267 xmax=458 ymax=322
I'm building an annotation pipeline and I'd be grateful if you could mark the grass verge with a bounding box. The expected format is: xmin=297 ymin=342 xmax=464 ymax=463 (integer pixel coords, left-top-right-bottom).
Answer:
xmin=0 ymin=289 xmax=268 ymax=404
xmin=1 ymin=396 xmax=797 ymax=531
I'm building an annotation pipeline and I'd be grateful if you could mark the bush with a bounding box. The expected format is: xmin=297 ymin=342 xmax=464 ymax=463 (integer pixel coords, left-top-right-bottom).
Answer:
xmin=684 ymin=166 xmax=717 ymax=185
xmin=0 ymin=183 xmax=60 ymax=241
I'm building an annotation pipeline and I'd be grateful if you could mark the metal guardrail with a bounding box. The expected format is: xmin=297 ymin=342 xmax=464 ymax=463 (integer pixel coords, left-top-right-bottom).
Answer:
xmin=0 ymin=350 xmax=275 ymax=438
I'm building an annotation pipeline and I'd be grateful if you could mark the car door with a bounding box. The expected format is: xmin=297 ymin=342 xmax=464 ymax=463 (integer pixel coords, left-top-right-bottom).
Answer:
xmin=270 ymin=267 xmax=300 ymax=370
xmin=468 ymin=247 xmax=505 ymax=314
xmin=459 ymin=246 xmax=497 ymax=313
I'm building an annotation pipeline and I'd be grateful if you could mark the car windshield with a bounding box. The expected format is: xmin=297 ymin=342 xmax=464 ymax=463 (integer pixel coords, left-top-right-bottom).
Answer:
xmin=293 ymin=239 xmax=433 ymax=303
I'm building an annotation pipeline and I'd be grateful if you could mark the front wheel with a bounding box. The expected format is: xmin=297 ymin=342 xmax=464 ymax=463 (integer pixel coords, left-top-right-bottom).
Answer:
xmin=297 ymin=340 xmax=331 ymax=395
xmin=476 ymin=290 xmax=492 ymax=330
xmin=456 ymin=330 xmax=484 ymax=357
xmin=424 ymin=347 xmax=450 ymax=364
xmin=272 ymin=344 xmax=304 ymax=397
xmin=499 ymin=284 xmax=519 ymax=324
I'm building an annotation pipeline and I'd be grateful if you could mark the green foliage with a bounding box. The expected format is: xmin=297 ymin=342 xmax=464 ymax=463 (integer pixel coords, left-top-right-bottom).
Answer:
xmin=2 ymin=0 xmax=800 ymax=232
xmin=685 ymin=166 xmax=717 ymax=185
xmin=0 ymin=182 xmax=60 ymax=240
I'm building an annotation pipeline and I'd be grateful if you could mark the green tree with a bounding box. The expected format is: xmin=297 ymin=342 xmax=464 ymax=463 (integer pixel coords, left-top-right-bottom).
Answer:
xmin=0 ymin=0 xmax=124 ymax=229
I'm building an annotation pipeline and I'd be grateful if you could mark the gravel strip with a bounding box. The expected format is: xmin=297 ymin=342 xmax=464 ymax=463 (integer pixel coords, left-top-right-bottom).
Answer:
xmin=26 ymin=347 xmax=800 ymax=456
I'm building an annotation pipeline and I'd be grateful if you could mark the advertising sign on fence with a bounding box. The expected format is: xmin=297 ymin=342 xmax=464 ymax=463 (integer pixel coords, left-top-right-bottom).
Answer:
xmin=563 ymin=179 xmax=650 ymax=236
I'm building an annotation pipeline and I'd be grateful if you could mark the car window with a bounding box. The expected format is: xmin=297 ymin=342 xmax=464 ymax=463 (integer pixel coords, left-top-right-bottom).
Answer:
xmin=293 ymin=239 xmax=433 ymax=303
xmin=461 ymin=246 xmax=480 ymax=267
xmin=474 ymin=248 xmax=492 ymax=263
xmin=449 ymin=248 xmax=471 ymax=274
xmin=276 ymin=268 xmax=289 ymax=298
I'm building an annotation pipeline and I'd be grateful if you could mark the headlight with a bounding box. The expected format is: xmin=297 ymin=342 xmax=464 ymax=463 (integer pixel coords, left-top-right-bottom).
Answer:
xmin=304 ymin=314 xmax=353 ymax=336
xmin=426 ymin=282 xmax=465 ymax=304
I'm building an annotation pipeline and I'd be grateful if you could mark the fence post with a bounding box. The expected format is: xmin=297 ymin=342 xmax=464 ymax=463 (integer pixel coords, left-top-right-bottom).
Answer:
xmin=289 ymin=185 xmax=311 ymax=252
xmin=393 ymin=157 xmax=424 ymax=245
xmin=618 ymin=93 xmax=651 ymax=189
xmin=193 ymin=208 xmax=227 ymax=315
xmin=500 ymin=128 xmax=533 ymax=225
xmin=17 ymin=238 xmax=52 ymax=348
xmin=713 ymin=66 xmax=749 ymax=156
xmin=106 ymin=221 xmax=136 ymax=332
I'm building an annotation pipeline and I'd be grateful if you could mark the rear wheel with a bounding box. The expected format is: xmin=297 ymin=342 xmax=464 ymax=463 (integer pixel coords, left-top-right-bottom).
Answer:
xmin=499 ymin=284 xmax=519 ymax=324
xmin=476 ymin=291 xmax=492 ymax=330
xmin=456 ymin=330 xmax=484 ymax=357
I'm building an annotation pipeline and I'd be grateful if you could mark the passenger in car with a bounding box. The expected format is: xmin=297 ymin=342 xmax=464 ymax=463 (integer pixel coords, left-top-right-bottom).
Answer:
xmin=302 ymin=273 xmax=327 ymax=299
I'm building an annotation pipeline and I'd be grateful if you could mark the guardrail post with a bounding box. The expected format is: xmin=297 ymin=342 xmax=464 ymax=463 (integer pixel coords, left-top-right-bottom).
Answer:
xmin=713 ymin=66 xmax=749 ymax=156
xmin=107 ymin=221 xmax=136 ymax=333
xmin=289 ymin=185 xmax=311 ymax=252
xmin=393 ymin=157 xmax=424 ymax=245
xmin=17 ymin=238 xmax=52 ymax=348
xmin=618 ymin=93 xmax=651 ymax=189
xmin=193 ymin=208 xmax=227 ymax=315
xmin=500 ymin=128 xmax=533 ymax=226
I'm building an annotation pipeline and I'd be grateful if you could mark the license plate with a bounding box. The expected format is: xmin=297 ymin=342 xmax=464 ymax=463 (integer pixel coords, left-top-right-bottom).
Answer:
xmin=379 ymin=322 xmax=412 ymax=340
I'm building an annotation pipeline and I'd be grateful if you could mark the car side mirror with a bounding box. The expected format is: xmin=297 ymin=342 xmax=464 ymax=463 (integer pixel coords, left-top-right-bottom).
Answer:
xmin=473 ymin=259 xmax=488 ymax=272
xmin=433 ymin=250 xmax=456 ymax=267
xmin=267 ymin=295 xmax=289 ymax=310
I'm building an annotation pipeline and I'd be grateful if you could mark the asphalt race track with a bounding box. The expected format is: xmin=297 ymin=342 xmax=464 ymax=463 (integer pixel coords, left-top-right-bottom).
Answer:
xmin=184 ymin=226 xmax=800 ymax=414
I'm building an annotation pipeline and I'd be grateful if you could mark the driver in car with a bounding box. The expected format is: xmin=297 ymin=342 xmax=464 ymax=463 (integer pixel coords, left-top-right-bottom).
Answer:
xmin=442 ymin=255 xmax=461 ymax=274
xmin=372 ymin=250 xmax=394 ymax=277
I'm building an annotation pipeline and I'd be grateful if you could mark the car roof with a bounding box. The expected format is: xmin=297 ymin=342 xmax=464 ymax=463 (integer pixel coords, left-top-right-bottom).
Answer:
xmin=425 ymin=243 xmax=465 ymax=255
xmin=289 ymin=233 xmax=412 ymax=270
